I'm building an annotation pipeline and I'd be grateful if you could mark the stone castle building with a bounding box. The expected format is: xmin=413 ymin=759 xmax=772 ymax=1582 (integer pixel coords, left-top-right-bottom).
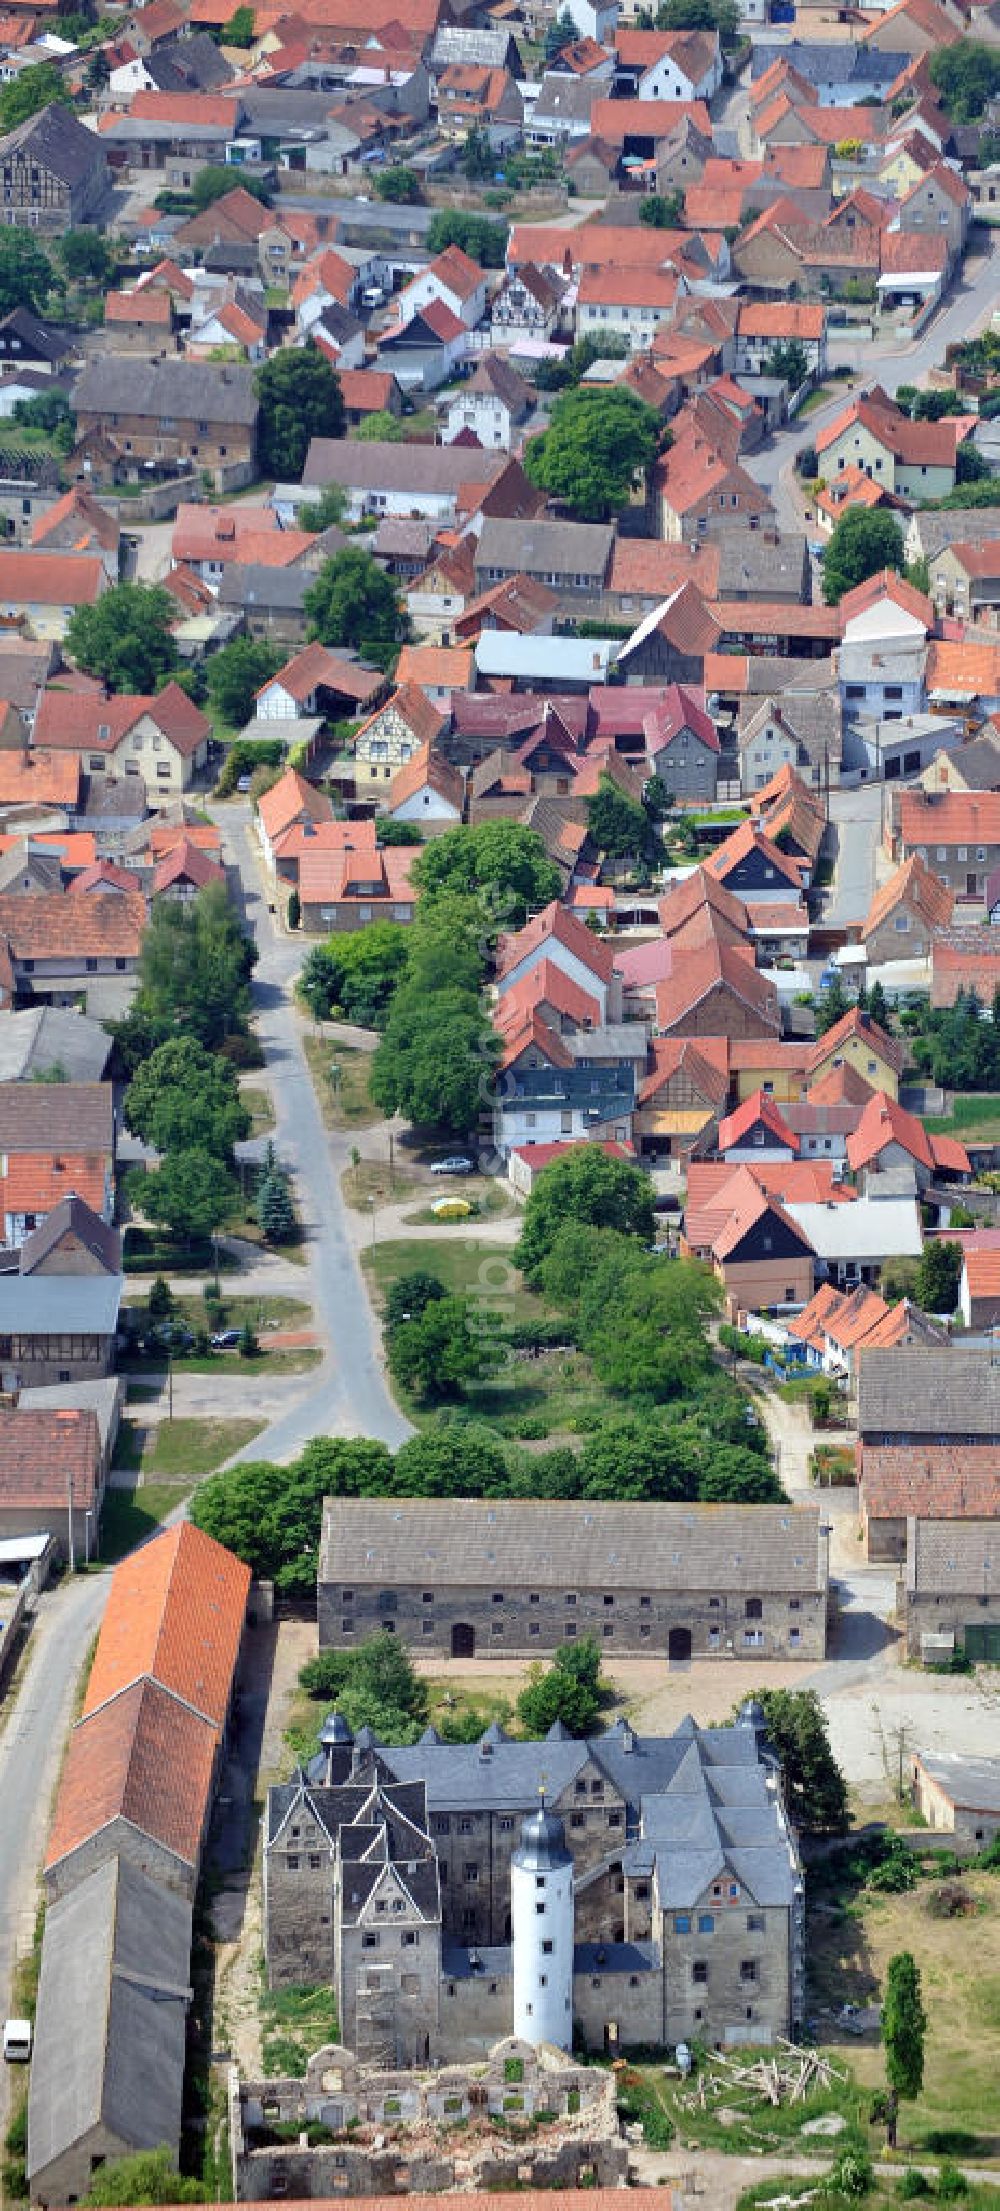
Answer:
xmin=264 ymin=1705 xmax=805 ymax=2066
xmin=317 ymin=1499 xmax=828 ymax=1665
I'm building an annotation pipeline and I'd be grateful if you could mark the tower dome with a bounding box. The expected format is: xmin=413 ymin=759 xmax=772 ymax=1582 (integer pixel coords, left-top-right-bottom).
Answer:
xmin=515 ymin=1805 xmax=572 ymax=1872
xmin=510 ymin=1799 xmax=574 ymax=2050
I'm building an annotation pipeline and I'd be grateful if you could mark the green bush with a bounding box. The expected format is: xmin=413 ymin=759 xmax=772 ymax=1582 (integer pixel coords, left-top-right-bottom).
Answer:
xmin=897 ymin=2174 xmax=928 ymax=2200
xmin=935 ymin=2165 xmax=969 ymax=2200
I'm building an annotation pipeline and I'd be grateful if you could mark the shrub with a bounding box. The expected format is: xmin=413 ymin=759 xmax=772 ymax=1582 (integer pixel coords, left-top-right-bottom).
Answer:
xmin=897 ymin=2174 xmax=928 ymax=2200
xmin=148 ymin=1275 xmax=173 ymax=1319
xmin=238 ymin=1322 xmax=260 ymax=1359
xmin=934 ymin=2165 xmax=969 ymax=2200
xmin=830 ymin=2148 xmax=874 ymax=2200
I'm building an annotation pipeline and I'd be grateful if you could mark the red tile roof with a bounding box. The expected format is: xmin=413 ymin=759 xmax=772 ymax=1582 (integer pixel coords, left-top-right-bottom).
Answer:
xmin=806 ymin=1005 xmax=906 ymax=1079
xmin=83 ymin=1521 xmax=249 ymax=1731
xmin=718 ymin=1087 xmax=798 ymax=1155
xmin=257 ymin=767 xmax=334 ymax=845
xmin=497 ymin=898 xmax=616 ymax=987
xmin=861 ymin=1444 xmax=1000 ymax=1525
xmin=863 ymin=852 xmax=953 ymax=941
xmin=0 ymin=552 xmax=104 ymax=608
xmin=46 ymin=1676 xmax=218 ymax=1875
xmin=654 ymin=938 xmax=779 ymax=1034
xmin=32 ymin=681 xmax=209 ymax=760
xmin=0 ymin=1406 xmax=100 ymax=1508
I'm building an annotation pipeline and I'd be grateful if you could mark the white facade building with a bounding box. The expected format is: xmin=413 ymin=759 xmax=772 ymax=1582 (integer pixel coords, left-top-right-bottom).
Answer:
xmin=511 ymin=1805 xmax=574 ymax=2052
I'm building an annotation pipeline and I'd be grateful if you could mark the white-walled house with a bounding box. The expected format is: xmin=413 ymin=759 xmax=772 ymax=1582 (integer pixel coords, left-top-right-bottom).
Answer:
xmin=398 ymin=244 xmax=489 ymax=332
xmin=383 ymin=741 xmax=464 ymax=827
xmin=444 ymin=355 xmax=533 ymax=451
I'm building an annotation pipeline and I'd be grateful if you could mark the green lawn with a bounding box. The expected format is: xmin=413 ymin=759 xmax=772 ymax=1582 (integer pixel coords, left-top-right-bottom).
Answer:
xmin=112 ymin=1414 xmax=264 ymax=1481
xmin=103 ymin=1414 xmax=265 ymax=1561
xmin=302 ymin=1034 xmax=379 ymax=1128
xmin=101 ymin=1480 xmax=193 ymax=1561
xmin=363 ymin=1236 xmax=543 ymax=1326
xmin=924 ymin=1092 xmax=1000 ymax=1140
xmin=797 ymin=381 xmax=834 ymax=417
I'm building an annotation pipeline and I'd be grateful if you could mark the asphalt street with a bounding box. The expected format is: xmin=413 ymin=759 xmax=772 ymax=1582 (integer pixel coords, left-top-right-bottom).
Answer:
xmin=746 ymin=241 xmax=1000 ymax=535
xmin=221 ymin=804 xmax=412 ymax=1459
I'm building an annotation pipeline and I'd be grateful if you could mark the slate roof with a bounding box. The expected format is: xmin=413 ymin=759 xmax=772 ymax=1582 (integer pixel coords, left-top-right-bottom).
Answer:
xmin=0 ymin=1006 xmax=111 ymax=1085
xmin=305 ymin=439 xmax=503 ymax=494
xmin=320 ymin=1497 xmax=822 ymax=1593
xmin=369 ymin=1713 xmax=800 ymax=1909
xmin=906 ymin=1516 xmax=1000 ymax=1593
xmin=476 ymin=515 xmax=615 ymax=583
xmin=0 ymin=1081 xmax=112 ymax=1156
xmin=27 ymin=1857 xmax=192 ymax=2190
xmin=0 ymin=1275 xmax=121 ymax=1334
xmin=0 ymin=101 xmax=104 ymax=186
xmin=859 ymin=1343 xmax=1000 ymax=1437
xmin=19 ymin=1197 xmax=119 ymax=1280
xmin=74 ymin=356 xmax=257 ymax=426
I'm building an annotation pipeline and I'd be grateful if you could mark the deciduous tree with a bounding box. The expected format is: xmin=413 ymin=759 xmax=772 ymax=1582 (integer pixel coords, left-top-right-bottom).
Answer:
xmin=129 ymin=1146 xmax=238 ymax=1249
xmin=821 ymin=509 xmax=905 ymax=605
xmin=304 ymin=546 xmax=405 ymax=668
xmin=66 ymin=582 xmax=179 ymax=693
xmin=124 ymin=1036 xmax=250 ymax=1159
xmin=523 ymin=386 xmax=661 ymax=522
xmin=255 ymin=340 xmax=344 ymax=480
xmin=412 ymin=822 xmax=560 ymax=928
xmin=517 ymin=1639 xmax=602 ymax=1736
xmin=516 ymin=1150 xmax=656 ymax=1284
xmin=206 ymin=636 xmax=282 ymax=729
xmin=0 ymin=230 xmax=53 ymax=317
xmin=741 ymin=1688 xmax=849 ymax=1834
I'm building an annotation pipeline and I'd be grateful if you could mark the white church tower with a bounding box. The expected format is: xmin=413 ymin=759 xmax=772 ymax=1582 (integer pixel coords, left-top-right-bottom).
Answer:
xmin=511 ymin=1798 xmax=574 ymax=2050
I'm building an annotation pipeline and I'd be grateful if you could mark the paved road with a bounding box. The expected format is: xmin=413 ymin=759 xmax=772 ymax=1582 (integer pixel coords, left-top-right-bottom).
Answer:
xmin=0 ymin=1572 xmax=109 ymax=2093
xmin=822 ymin=783 xmax=885 ymax=932
xmin=746 ymin=241 xmax=1000 ymax=534
xmin=219 ymin=803 xmax=412 ymax=1459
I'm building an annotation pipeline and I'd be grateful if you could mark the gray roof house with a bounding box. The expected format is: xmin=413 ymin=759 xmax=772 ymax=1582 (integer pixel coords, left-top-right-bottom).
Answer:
xmin=27 ymin=1856 xmax=193 ymax=2208
xmin=297 ymin=439 xmax=508 ymax=522
xmin=901 ymin=1516 xmax=1000 ymax=1661
xmin=0 ymin=103 xmax=110 ymax=231
xmin=858 ymin=1343 xmax=1000 ymax=1442
xmin=0 ymin=1004 xmax=112 ymax=1084
xmin=527 ymin=72 xmax=602 ymax=145
xmin=474 ymin=515 xmax=614 ymax=605
xmin=318 ymin=1497 xmax=827 ymax=1662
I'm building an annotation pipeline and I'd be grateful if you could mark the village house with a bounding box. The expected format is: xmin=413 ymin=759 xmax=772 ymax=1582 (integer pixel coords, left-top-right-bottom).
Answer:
xmin=352 ymin=683 xmax=446 ymax=802
xmin=254 ymin=644 xmax=384 ymax=724
xmin=0 ymin=1404 xmax=104 ymax=1563
xmin=860 ymin=852 xmax=953 ymax=964
xmin=298 ymin=839 xmax=418 ymax=934
xmin=0 ymin=100 xmax=110 ymax=230
xmin=0 ymin=551 xmax=106 ymax=639
xmin=72 ymin=357 xmax=258 ymax=484
xmin=444 ymin=355 xmax=534 ymax=451
xmin=816 ymin=388 xmax=963 ymax=503
xmin=0 ymin=1082 xmax=114 ymax=1246
xmin=256 ymin=767 xmax=333 ymax=874
xmin=0 ymin=889 xmax=146 ymax=1011
xmin=893 ymin=788 xmax=1000 ymax=907
xmin=900 ymin=1518 xmax=1000 ymax=1663
xmin=32 ymin=683 xmax=210 ymax=798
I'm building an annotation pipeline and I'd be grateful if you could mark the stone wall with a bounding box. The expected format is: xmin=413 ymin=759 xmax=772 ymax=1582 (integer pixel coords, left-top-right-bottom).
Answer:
xmin=231 ymin=2039 xmax=626 ymax=2202
xmin=318 ymin=1577 xmax=825 ymax=1663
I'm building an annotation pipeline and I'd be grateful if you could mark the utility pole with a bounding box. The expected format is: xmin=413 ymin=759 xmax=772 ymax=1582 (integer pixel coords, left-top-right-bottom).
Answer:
xmin=66 ymin=1459 xmax=75 ymax=1576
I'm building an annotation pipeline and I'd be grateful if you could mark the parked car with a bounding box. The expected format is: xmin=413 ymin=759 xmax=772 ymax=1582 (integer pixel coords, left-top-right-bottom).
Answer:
xmin=3 ymin=2020 xmax=31 ymax=2063
xmin=143 ymin=1322 xmax=195 ymax=1354
xmin=653 ymin=1192 xmax=680 ymax=1214
xmin=211 ymin=1328 xmax=242 ymax=1349
xmin=237 ymin=774 xmax=253 ymax=793
xmin=430 ymin=1155 xmax=474 ymax=1175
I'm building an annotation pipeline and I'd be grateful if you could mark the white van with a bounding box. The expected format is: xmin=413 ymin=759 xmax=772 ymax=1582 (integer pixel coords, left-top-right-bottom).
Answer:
xmin=3 ymin=2019 xmax=32 ymax=2063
